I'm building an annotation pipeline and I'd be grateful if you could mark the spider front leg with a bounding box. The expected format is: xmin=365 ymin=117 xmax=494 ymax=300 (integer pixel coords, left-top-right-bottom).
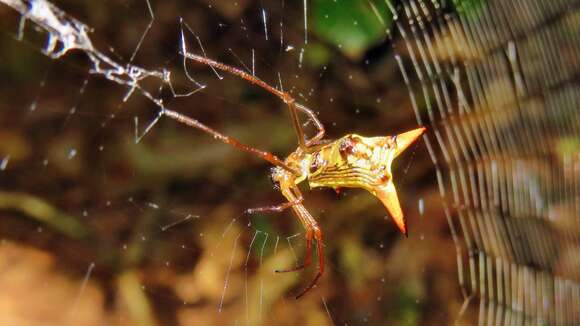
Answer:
xmin=161 ymin=108 xmax=299 ymax=174
xmin=180 ymin=51 xmax=325 ymax=152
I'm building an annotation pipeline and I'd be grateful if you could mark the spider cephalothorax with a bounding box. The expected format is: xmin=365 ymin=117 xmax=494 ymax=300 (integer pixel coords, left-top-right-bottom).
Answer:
xmin=160 ymin=39 xmax=425 ymax=298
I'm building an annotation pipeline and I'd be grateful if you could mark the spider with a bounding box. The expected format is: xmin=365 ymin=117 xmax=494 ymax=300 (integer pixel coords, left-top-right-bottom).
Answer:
xmin=158 ymin=47 xmax=425 ymax=299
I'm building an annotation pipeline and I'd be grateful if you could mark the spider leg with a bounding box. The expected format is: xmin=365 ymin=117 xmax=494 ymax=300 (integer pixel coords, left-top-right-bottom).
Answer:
xmin=241 ymin=193 xmax=315 ymax=274
xmin=180 ymin=50 xmax=325 ymax=151
xmin=294 ymin=227 xmax=324 ymax=299
xmin=275 ymin=228 xmax=313 ymax=273
xmin=275 ymin=185 xmax=325 ymax=298
xmin=243 ymin=197 xmax=303 ymax=215
xmin=161 ymin=108 xmax=299 ymax=174
xmin=295 ymin=102 xmax=325 ymax=149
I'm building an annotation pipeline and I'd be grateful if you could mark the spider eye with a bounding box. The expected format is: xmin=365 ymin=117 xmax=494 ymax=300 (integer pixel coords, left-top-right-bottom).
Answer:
xmin=338 ymin=137 xmax=355 ymax=160
xmin=269 ymin=167 xmax=281 ymax=190
xmin=386 ymin=135 xmax=398 ymax=149
xmin=309 ymin=152 xmax=319 ymax=174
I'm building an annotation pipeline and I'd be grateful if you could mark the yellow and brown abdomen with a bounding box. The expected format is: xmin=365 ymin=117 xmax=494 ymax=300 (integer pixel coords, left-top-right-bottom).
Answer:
xmin=305 ymin=128 xmax=425 ymax=235
xmin=307 ymin=134 xmax=394 ymax=192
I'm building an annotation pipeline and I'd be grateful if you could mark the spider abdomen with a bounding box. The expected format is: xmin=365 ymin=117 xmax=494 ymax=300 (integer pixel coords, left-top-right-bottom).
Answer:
xmin=307 ymin=134 xmax=395 ymax=192
xmin=302 ymin=128 xmax=425 ymax=235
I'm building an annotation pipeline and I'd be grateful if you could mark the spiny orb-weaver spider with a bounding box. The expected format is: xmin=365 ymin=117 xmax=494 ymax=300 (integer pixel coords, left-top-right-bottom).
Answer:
xmin=159 ymin=43 xmax=425 ymax=298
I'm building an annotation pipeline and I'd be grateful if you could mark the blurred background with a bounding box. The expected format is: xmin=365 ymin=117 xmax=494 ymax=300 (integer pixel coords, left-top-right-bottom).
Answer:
xmin=0 ymin=0 xmax=578 ymax=325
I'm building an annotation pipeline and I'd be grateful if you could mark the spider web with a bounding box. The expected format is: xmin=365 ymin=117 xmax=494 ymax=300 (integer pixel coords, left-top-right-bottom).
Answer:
xmin=0 ymin=0 xmax=578 ymax=325
xmin=389 ymin=0 xmax=580 ymax=324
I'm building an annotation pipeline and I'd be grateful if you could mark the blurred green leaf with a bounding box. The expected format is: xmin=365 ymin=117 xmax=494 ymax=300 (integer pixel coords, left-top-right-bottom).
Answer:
xmin=453 ymin=0 xmax=487 ymax=17
xmin=247 ymin=215 xmax=277 ymax=258
xmin=304 ymin=42 xmax=332 ymax=67
xmin=118 ymin=271 xmax=157 ymax=326
xmin=313 ymin=0 xmax=393 ymax=59
xmin=0 ymin=191 xmax=88 ymax=239
xmin=393 ymin=282 xmax=422 ymax=325
xmin=556 ymin=136 xmax=580 ymax=157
